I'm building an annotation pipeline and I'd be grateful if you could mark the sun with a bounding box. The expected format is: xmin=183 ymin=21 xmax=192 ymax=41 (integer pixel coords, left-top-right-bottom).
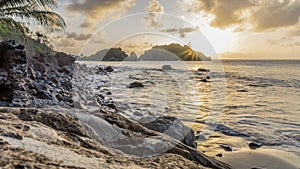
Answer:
xmin=200 ymin=26 xmax=237 ymax=54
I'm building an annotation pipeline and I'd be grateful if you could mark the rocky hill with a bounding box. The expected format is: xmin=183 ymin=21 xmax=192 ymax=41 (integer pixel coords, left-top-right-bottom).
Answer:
xmin=139 ymin=43 xmax=211 ymax=61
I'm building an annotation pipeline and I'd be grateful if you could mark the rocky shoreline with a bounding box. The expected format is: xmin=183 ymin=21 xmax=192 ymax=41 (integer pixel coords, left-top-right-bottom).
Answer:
xmin=0 ymin=40 xmax=231 ymax=168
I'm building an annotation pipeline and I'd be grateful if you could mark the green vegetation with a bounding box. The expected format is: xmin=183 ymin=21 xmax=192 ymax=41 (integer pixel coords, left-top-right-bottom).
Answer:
xmin=0 ymin=0 xmax=66 ymax=57
xmin=0 ymin=0 xmax=65 ymax=40
xmin=0 ymin=23 xmax=54 ymax=57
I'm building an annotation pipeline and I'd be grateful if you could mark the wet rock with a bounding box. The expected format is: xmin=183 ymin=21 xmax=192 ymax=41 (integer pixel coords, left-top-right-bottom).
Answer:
xmin=215 ymin=124 xmax=249 ymax=137
xmin=220 ymin=144 xmax=233 ymax=152
xmin=162 ymin=65 xmax=173 ymax=70
xmin=140 ymin=116 xmax=197 ymax=148
xmin=216 ymin=153 xmax=223 ymax=157
xmin=197 ymin=68 xmax=210 ymax=72
xmin=128 ymin=82 xmax=144 ymax=88
xmin=96 ymin=67 xmax=105 ymax=74
xmin=237 ymin=89 xmax=248 ymax=92
xmin=105 ymin=66 xmax=114 ymax=72
xmin=200 ymin=78 xmax=210 ymax=82
xmin=249 ymin=142 xmax=262 ymax=150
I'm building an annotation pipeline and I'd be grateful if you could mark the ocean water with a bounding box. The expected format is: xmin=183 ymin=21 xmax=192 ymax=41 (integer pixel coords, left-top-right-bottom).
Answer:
xmin=79 ymin=60 xmax=300 ymax=157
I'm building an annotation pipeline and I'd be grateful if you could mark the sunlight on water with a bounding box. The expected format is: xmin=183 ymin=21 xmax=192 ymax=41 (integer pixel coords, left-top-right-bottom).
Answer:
xmin=80 ymin=60 xmax=300 ymax=158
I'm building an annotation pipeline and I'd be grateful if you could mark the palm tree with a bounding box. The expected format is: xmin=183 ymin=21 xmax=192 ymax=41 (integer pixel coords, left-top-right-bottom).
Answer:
xmin=0 ymin=0 xmax=65 ymax=40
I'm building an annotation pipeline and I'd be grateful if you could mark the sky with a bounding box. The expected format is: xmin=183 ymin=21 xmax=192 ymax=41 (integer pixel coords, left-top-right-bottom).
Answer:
xmin=45 ymin=0 xmax=300 ymax=59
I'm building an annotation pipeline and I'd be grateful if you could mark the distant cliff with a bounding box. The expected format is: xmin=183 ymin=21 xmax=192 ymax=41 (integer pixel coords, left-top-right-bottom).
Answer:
xmin=78 ymin=48 xmax=129 ymax=61
xmin=139 ymin=43 xmax=211 ymax=61
xmin=78 ymin=43 xmax=211 ymax=61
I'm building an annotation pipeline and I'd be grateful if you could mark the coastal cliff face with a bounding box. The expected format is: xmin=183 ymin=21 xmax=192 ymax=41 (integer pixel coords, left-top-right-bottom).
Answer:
xmin=0 ymin=40 xmax=231 ymax=169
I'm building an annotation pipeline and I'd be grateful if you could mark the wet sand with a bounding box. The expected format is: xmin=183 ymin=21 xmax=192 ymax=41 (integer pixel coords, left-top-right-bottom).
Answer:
xmin=217 ymin=148 xmax=299 ymax=169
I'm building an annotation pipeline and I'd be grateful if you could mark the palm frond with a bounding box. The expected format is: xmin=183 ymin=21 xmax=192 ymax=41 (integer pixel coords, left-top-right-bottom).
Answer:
xmin=2 ymin=10 xmax=66 ymax=29
xmin=0 ymin=0 xmax=57 ymax=8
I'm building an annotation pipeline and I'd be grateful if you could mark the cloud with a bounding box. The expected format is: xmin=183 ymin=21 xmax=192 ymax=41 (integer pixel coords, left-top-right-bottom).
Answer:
xmin=287 ymin=26 xmax=300 ymax=37
xmin=53 ymin=37 xmax=76 ymax=47
xmin=179 ymin=0 xmax=253 ymax=28
xmin=90 ymin=29 xmax=107 ymax=44
xmin=161 ymin=26 xmax=199 ymax=37
xmin=180 ymin=0 xmax=300 ymax=32
xmin=281 ymin=41 xmax=300 ymax=47
xmin=146 ymin=0 xmax=164 ymax=13
xmin=251 ymin=0 xmax=300 ymax=31
xmin=66 ymin=32 xmax=92 ymax=41
xmin=65 ymin=0 xmax=136 ymax=29
xmin=117 ymin=42 xmax=153 ymax=54
xmin=144 ymin=0 xmax=164 ymax=28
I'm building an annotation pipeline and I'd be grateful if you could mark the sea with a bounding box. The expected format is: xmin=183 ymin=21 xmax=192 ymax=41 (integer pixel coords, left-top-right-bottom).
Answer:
xmin=78 ymin=60 xmax=300 ymax=158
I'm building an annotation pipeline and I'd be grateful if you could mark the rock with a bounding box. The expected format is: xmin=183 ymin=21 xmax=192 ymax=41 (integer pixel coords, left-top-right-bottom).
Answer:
xmin=220 ymin=144 xmax=233 ymax=152
xmin=237 ymin=89 xmax=248 ymax=92
xmin=140 ymin=116 xmax=197 ymax=148
xmin=73 ymin=101 xmax=87 ymax=110
xmin=128 ymin=82 xmax=144 ymax=88
xmin=200 ymin=78 xmax=210 ymax=82
xmin=216 ymin=153 xmax=223 ymax=157
xmin=249 ymin=142 xmax=262 ymax=150
xmin=162 ymin=65 xmax=173 ymax=70
xmin=96 ymin=67 xmax=105 ymax=74
xmin=102 ymin=47 xmax=128 ymax=61
xmin=61 ymin=65 xmax=74 ymax=75
xmin=197 ymin=68 xmax=210 ymax=72
xmin=105 ymin=66 xmax=114 ymax=72
xmin=45 ymin=55 xmax=59 ymax=67
xmin=3 ymin=132 xmax=23 ymax=140
xmin=128 ymin=52 xmax=138 ymax=61
xmin=54 ymin=52 xmax=75 ymax=67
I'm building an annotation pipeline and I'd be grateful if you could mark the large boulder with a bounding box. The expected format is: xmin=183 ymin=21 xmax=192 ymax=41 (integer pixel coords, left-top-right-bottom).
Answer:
xmin=45 ymin=55 xmax=59 ymax=67
xmin=140 ymin=116 xmax=197 ymax=148
xmin=54 ymin=52 xmax=75 ymax=67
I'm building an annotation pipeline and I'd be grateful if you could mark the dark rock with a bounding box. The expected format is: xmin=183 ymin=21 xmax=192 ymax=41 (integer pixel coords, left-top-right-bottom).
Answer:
xmin=128 ymin=82 xmax=144 ymax=88
xmin=140 ymin=116 xmax=197 ymax=148
xmin=54 ymin=52 xmax=75 ymax=67
xmin=45 ymin=55 xmax=59 ymax=67
xmin=105 ymin=66 xmax=114 ymax=72
xmin=162 ymin=65 xmax=173 ymax=70
xmin=61 ymin=65 xmax=74 ymax=75
xmin=215 ymin=153 xmax=223 ymax=157
xmin=200 ymin=78 xmax=210 ymax=82
xmin=96 ymin=67 xmax=105 ymax=74
xmin=249 ymin=142 xmax=262 ymax=150
xmin=237 ymin=89 xmax=248 ymax=92
xmin=197 ymin=68 xmax=210 ymax=72
xmin=219 ymin=144 xmax=233 ymax=152
xmin=3 ymin=132 xmax=23 ymax=140
xmin=215 ymin=124 xmax=249 ymax=137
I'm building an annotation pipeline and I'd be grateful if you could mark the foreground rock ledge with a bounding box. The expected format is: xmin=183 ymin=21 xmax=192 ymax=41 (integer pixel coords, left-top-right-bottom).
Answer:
xmin=0 ymin=107 xmax=231 ymax=169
